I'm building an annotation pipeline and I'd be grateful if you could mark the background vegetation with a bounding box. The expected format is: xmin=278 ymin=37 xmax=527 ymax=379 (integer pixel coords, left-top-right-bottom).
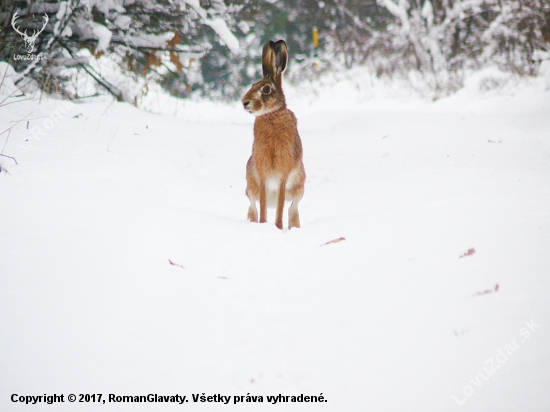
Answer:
xmin=1 ymin=0 xmax=549 ymax=102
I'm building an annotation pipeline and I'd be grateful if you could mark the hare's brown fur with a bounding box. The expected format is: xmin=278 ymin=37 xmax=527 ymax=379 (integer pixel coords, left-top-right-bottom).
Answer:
xmin=242 ymin=40 xmax=305 ymax=229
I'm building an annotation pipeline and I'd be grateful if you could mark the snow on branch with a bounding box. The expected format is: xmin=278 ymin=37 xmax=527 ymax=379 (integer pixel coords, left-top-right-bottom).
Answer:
xmin=439 ymin=0 xmax=496 ymax=32
xmin=181 ymin=0 xmax=240 ymax=54
xmin=205 ymin=17 xmax=240 ymax=54
xmin=91 ymin=23 xmax=113 ymax=53
xmin=379 ymin=0 xmax=411 ymax=32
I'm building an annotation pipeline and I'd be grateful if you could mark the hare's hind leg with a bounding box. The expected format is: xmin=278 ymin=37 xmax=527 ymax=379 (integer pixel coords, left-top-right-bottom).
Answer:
xmin=288 ymin=184 xmax=304 ymax=229
xmin=246 ymin=157 xmax=259 ymax=223
xmin=247 ymin=190 xmax=258 ymax=222
xmin=287 ymin=166 xmax=305 ymax=229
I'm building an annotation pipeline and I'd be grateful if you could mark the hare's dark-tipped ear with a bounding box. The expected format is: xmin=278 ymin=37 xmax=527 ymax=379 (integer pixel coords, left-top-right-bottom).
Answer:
xmin=273 ymin=40 xmax=288 ymax=76
xmin=262 ymin=41 xmax=276 ymax=78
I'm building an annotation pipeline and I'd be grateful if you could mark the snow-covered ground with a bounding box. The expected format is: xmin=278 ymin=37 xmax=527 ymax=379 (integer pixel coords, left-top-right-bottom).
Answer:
xmin=1 ymin=70 xmax=549 ymax=411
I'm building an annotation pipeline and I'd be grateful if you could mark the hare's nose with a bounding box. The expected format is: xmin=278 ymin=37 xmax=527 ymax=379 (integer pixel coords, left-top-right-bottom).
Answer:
xmin=242 ymin=100 xmax=250 ymax=109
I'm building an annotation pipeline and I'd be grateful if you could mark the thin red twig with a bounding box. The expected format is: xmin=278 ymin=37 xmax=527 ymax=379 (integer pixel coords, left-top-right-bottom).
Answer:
xmin=320 ymin=237 xmax=346 ymax=246
xmin=459 ymin=248 xmax=475 ymax=258
xmin=473 ymin=283 xmax=499 ymax=297
xmin=168 ymin=259 xmax=185 ymax=269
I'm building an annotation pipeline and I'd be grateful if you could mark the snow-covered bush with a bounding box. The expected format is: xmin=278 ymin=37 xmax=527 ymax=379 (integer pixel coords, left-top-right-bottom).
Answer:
xmin=375 ymin=0 xmax=550 ymax=97
xmin=481 ymin=0 xmax=550 ymax=75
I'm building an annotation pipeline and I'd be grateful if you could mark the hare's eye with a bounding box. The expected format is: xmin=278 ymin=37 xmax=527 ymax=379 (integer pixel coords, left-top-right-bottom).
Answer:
xmin=261 ymin=85 xmax=271 ymax=94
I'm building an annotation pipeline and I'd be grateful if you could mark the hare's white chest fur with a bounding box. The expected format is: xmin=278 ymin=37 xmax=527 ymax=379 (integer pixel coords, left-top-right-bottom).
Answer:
xmin=265 ymin=169 xmax=301 ymax=191
xmin=263 ymin=169 xmax=302 ymax=207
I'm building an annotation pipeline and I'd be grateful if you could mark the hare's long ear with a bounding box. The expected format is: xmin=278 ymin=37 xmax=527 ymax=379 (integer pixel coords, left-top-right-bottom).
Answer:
xmin=262 ymin=41 xmax=276 ymax=78
xmin=273 ymin=40 xmax=288 ymax=77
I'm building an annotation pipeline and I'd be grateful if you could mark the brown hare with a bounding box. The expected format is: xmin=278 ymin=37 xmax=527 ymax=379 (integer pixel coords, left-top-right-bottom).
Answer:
xmin=242 ymin=40 xmax=306 ymax=230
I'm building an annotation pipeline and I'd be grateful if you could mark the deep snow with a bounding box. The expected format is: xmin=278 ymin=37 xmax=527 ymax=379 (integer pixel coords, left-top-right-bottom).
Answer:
xmin=1 ymin=70 xmax=550 ymax=411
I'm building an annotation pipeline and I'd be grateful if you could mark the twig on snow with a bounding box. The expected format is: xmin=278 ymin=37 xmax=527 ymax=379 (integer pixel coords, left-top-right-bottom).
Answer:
xmin=473 ymin=283 xmax=499 ymax=297
xmin=168 ymin=259 xmax=185 ymax=269
xmin=106 ymin=125 xmax=119 ymax=152
xmin=459 ymin=248 xmax=475 ymax=258
xmin=1 ymin=112 xmax=33 ymax=165
xmin=320 ymin=237 xmax=346 ymax=246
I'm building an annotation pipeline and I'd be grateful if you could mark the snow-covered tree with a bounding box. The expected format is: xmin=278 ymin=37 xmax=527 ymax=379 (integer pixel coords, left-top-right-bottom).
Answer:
xmin=0 ymin=0 xmax=240 ymax=102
